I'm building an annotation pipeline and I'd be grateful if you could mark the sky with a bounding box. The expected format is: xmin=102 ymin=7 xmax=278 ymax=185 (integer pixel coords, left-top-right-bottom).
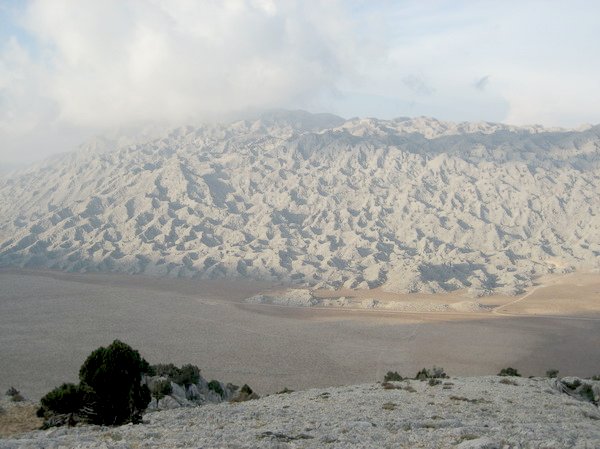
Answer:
xmin=1 ymin=0 xmax=600 ymax=165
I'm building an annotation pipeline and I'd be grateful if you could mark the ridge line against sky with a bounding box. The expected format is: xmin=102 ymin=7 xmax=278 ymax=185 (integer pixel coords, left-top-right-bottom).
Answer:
xmin=1 ymin=0 xmax=600 ymax=164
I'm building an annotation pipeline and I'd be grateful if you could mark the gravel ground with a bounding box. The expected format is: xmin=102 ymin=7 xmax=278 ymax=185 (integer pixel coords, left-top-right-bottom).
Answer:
xmin=2 ymin=376 xmax=599 ymax=448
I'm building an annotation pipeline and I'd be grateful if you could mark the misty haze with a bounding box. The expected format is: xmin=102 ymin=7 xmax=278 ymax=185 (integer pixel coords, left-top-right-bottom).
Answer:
xmin=0 ymin=1 xmax=599 ymax=448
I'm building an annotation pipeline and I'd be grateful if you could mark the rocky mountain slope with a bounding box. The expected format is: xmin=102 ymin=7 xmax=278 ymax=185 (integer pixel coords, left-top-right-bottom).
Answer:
xmin=1 ymin=111 xmax=599 ymax=294
xmin=2 ymin=377 xmax=599 ymax=448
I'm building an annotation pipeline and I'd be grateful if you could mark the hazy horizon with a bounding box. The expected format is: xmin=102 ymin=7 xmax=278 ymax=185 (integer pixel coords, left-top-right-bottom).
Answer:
xmin=2 ymin=0 xmax=600 ymax=165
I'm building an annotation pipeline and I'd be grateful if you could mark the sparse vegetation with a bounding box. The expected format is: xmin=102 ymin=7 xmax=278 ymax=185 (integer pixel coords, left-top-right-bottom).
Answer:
xmin=151 ymin=379 xmax=173 ymax=407
xmin=37 ymin=383 xmax=90 ymax=419
xmin=546 ymin=369 xmax=559 ymax=378
xmin=579 ymin=384 xmax=595 ymax=403
xmin=5 ymin=387 xmax=24 ymax=403
xmin=231 ymin=384 xmax=259 ymax=402
xmin=38 ymin=340 xmax=151 ymax=427
xmin=498 ymin=367 xmax=521 ymax=377
xmin=79 ymin=340 xmax=151 ymax=425
xmin=5 ymin=387 xmax=19 ymax=397
xmin=449 ymin=395 xmax=489 ymax=404
xmin=150 ymin=363 xmax=201 ymax=387
xmin=415 ymin=366 xmax=447 ymax=381
xmin=382 ymin=402 xmax=396 ymax=410
xmin=563 ymin=378 xmax=582 ymax=389
xmin=384 ymin=371 xmax=403 ymax=382
xmin=499 ymin=378 xmax=519 ymax=386
xmin=276 ymin=387 xmax=294 ymax=394
xmin=208 ymin=380 xmax=224 ymax=398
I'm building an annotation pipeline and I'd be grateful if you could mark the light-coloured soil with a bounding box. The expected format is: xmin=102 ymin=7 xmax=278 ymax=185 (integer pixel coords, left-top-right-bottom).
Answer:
xmin=0 ymin=397 xmax=42 ymax=438
xmin=494 ymin=271 xmax=600 ymax=317
xmin=2 ymin=378 xmax=599 ymax=448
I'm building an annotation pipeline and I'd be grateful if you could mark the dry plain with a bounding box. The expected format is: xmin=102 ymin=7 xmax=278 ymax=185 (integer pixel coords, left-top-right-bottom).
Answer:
xmin=0 ymin=269 xmax=599 ymax=401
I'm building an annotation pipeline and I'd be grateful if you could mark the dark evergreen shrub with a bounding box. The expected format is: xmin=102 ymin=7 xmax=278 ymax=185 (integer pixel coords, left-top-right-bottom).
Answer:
xmin=173 ymin=364 xmax=201 ymax=386
xmin=79 ymin=340 xmax=151 ymax=425
xmin=415 ymin=366 xmax=447 ymax=380
xmin=415 ymin=368 xmax=431 ymax=380
xmin=37 ymin=383 xmax=90 ymax=418
xmin=240 ymin=384 xmax=254 ymax=396
xmin=498 ymin=367 xmax=521 ymax=377
xmin=151 ymin=363 xmax=180 ymax=379
xmin=207 ymin=380 xmax=224 ymax=398
xmin=150 ymin=363 xmax=201 ymax=387
xmin=384 ymin=371 xmax=403 ymax=382
xmin=546 ymin=369 xmax=559 ymax=378
xmin=5 ymin=387 xmax=19 ymax=397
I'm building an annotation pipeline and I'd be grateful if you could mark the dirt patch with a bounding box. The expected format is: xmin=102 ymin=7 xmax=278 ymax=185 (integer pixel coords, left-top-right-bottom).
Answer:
xmin=0 ymin=400 xmax=42 ymax=438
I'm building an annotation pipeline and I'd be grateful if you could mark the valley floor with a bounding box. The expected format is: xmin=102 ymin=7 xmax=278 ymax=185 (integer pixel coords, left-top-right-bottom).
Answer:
xmin=1 ymin=269 xmax=599 ymax=402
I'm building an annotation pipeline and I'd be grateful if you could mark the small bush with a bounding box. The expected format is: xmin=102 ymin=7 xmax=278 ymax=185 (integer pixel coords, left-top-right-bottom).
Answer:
xmin=384 ymin=371 xmax=403 ymax=382
xmin=173 ymin=364 xmax=201 ymax=387
xmin=498 ymin=367 xmax=521 ymax=377
xmin=150 ymin=363 xmax=179 ymax=379
xmin=230 ymin=384 xmax=259 ymax=402
xmin=564 ymin=378 xmax=582 ymax=389
xmin=415 ymin=366 xmax=447 ymax=381
xmin=37 ymin=383 xmax=90 ymax=419
xmin=415 ymin=368 xmax=430 ymax=380
xmin=5 ymin=387 xmax=20 ymax=397
xmin=579 ymin=384 xmax=595 ymax=403
xmin=428 ymin=378 xmax=441 ymax=386
xmin=276 ymin=387 xmax=294 ymax=394
xmin=151 ymin=379 xmax=173 ymax=407
xmin=150 ymin=363 xmax=201 ymax=387
xmin=546 ymin=369 xmax=559 ymax=378
xmin=208 ymin=380 xmax=224 ymax=398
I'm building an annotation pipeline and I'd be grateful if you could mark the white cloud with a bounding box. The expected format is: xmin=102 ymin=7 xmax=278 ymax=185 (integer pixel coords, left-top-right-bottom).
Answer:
xmin=1 ymin=0 xmax=599 ymax=163
xmin=1 ymin=0 xmax=367 ymax=162
xmin=23 ymin=0 xmax=360 ymax=126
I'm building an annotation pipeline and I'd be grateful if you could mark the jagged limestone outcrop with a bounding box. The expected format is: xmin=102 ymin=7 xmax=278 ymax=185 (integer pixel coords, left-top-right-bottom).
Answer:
xmin=1 ymin=111 xmax=599 ymax=294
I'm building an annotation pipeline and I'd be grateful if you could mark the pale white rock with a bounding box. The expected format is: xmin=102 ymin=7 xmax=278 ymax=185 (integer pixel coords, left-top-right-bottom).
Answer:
xmin=2 ymin=377 xmax=599 ymax=448
xmin=1 ymin=111 xmax=599 ymax=294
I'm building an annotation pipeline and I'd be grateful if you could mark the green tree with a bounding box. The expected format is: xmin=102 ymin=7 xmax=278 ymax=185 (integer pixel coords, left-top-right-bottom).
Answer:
xmin=79 ymin=340 xmax=151 ymax=425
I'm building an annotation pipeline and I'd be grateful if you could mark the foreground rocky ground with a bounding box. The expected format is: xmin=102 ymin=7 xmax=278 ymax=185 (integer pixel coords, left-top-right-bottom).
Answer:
xmin=1 ymin=376 xmax=599 ymax=448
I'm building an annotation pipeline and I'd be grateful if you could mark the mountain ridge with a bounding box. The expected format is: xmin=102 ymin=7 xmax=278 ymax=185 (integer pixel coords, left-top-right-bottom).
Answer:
xmin=1 ymin=111 xmax=599 ymax=295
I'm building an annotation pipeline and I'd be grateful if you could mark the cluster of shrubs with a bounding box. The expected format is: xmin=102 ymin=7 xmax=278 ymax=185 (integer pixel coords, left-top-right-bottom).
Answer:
xmin=383 ymin=366 xmax=570 ymax=383
xmin=37 ymin=340 xmax=151 ymax=427
xmin=497 ymin=367 xmax=521 ymax=377
xmin=35 ymin=340 xmax=259 ymax=428
xmin=383 ymin=366 xmax=447 ymax=384
xmin=149 ymin=363 xmax=200 ymax=387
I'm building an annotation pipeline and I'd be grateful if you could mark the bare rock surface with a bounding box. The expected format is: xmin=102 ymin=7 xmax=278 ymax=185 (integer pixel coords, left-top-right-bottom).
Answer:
xmin=2 ymin=377 xmax=599 ymax=448
xmin=1 ymin=111 xmax=599 ymax=294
